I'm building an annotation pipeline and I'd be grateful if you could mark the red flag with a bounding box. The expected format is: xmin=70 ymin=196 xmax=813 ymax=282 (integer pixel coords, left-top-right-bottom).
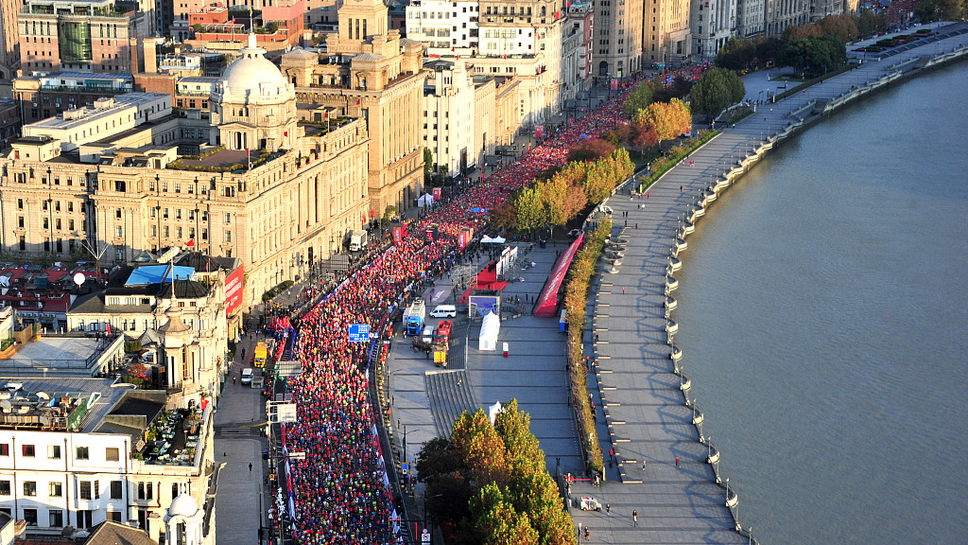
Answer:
xmin=324 ymin=112 xmax=329 ymax=118
xmin=185 ymin=238 xmax=195 ymax=247
xmin=357 ymin=99 xmax=361 ymax=105
xmin=106 ymin=323 xmax=112 ymax=335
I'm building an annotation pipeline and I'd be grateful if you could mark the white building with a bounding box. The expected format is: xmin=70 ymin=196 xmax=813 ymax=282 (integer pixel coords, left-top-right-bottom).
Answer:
xmin=0 ymin=379 xmax=215 ymax=544
xmin=736 ymin=0 xmax=766 ymax=37
xmin=405 ymin=0 xmax=480 ymax=57
xmin=423 ymin=60 xmax=477 ymax=177
xmin=693 ymin=0 xmax=737 ymax=60
xmin=20 ymin=94 xmax=173 ymax=155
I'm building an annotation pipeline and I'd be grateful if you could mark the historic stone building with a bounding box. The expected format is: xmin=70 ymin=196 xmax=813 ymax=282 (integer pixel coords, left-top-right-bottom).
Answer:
xmin=0 ymin=34 xmax=370 ymax=310
xmin=282 ymin=0 xmax=425 ymax=217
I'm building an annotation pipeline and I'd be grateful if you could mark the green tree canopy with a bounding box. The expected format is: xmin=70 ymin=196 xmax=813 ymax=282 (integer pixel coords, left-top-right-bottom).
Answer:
xmin=689 ymin=67 xmax=746 ymax=121
xmin=423 ymin=147 xmax=433 ymax=176
xmin=777 ymin=36 xmax=846 ymax=76
xmin=622 ymin=81 xmax=655 ymax=117
xmin=470 ymin=483 xmax=540 ymax=545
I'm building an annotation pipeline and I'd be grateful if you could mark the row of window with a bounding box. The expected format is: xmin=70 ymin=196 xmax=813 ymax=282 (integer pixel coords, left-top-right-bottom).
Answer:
xmin=1 ymin=478 xmax=122 ymax=500
xmin=5 ymin=507 xmax=99 ymax=528
xmin=0 ymin=443 xmax=119 ymax=462
xmin=0 ymin=480 xmax=178 ymax=503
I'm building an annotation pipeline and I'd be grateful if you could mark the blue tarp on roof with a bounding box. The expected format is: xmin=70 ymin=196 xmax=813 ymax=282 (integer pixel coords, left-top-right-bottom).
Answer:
xmin=125 ymin=265 xmax=196 ymax=286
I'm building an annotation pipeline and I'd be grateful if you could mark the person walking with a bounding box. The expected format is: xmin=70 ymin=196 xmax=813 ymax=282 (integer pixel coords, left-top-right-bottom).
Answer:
xmin=249 ymin=462 xmax=253 ymax=472
xmin=632 ymin=510 xmax=638 ymax=527
xmin=606 ymin=503 xmax=610 ymax=515
xmin=675 ymin=456 xmax=679 ymax=468
xmin=584 ymin=527 xmax=590 ymax=541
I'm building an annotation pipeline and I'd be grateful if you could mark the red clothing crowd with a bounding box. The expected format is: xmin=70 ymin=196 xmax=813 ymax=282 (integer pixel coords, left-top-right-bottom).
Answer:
xmin=283 ymin=86 xmax=636 ymax=544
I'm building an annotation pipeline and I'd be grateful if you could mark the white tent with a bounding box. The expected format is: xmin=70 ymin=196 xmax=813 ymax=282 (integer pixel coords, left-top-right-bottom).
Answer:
xmin=488 ymin=401 xmax=503 ymax=424
xmin=481 ymin=235 xmax=506 ymax=244
xmin=417 ymin=193 xmax=434 ymax=208
xmin=478 ymin=311 xmax=501 ymax=351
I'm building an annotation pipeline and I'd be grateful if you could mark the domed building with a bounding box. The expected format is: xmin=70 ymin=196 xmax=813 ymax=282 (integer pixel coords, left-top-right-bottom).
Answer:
xmin=209 ymin=33 xmax=298 ymax=153
xmin=164 ymin=490 xmax=208 ymax=545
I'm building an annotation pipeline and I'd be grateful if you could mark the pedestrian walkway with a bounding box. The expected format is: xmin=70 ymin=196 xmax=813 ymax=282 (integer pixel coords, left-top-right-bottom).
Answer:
xmin=386 ymin=243 xmax=584 ymax=480
xmin=215 ymin=332 xmax=269 ymax=545
xmin=570 ymin=23 xmax=968 ymax=544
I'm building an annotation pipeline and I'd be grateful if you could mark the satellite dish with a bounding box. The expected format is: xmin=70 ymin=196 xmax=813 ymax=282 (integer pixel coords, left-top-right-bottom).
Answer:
xmin=36 ymin=391 xmax=50 ymax=400
xmin=73 ymin=273 xmax=86 ymax=286
xmin=0 ymin=400 xmax=10 ymax=414
xmin=0 ymin=276 xmax=7 ymax=287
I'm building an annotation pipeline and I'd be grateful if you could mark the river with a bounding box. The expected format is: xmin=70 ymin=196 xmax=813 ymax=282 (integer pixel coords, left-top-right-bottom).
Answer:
xmin=674 ymin=62 xmax=968 ymax=545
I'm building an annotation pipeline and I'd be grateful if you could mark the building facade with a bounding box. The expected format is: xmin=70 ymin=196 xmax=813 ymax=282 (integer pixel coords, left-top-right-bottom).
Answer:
xmin=0 ymin=36 xmax=371 ymax=310
xmin=284 ymin=0 xmax=426 ymax=217
xmin=18 ymin=0 xmax=153 ymax=76
xmin=405 ymin=0 xmax=480 ymax=57
xmin=594 ymin=0 xmax=643 ymax=78
xmin=643 ymin=0 xmax=692 ymax=65
xmin=692 ymin=0 xmax=737 ymax=60
xmin=13 ymin=73 xmax=135 ymax=125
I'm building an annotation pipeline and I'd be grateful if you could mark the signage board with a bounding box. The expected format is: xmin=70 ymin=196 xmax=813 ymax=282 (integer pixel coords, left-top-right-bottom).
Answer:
xmin=348 ymin=324 xmax=370 ymax=342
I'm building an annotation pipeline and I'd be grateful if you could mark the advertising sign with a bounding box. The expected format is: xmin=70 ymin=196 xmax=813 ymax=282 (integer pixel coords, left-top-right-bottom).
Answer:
xmin=535 ymin=125 xmax=544 ymax=139
xmin=433 ymin=187 xmax=442 ymax=200
xmin=224 ymin=266 xmax=244 ymax=315
xmin=469 ymin=295 xmax=500 ymax=318
xmin=393 ymin=226 xmax=403 ymax=246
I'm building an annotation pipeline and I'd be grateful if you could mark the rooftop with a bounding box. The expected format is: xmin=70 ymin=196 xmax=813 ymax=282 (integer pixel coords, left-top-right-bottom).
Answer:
xmin=5 ymin=336 xmax=111 ymax=374
xmin=0 ymin=376 xmax=130 ymax=433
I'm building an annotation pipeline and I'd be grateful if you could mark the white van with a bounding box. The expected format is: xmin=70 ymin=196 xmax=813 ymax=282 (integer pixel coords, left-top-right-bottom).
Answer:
xmin=241 ymin=368 xmax=253 ymax=385
xmin=429 ymin=304 xmax=457 ymax=318
xmin=421 ymin=326 xmax=435 ymax=344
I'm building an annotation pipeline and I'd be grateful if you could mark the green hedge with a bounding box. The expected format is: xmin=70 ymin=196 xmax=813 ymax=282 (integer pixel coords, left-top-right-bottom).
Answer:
xmin=262 ymin=280 xmax=295 ymax=303
xmin=562 ymin=218 xmax=612 ymax=474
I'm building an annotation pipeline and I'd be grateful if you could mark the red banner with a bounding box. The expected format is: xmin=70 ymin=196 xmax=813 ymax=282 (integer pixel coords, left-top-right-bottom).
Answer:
xmin=534 ymin=233 xmax=584 ymax=317
xmin=433 ymin=187 xmax=442 ymax=201
xmin=224 ymin=266 xmax=244 ymax=315
xmin=392 ymin=226 xmax=403 ymax=246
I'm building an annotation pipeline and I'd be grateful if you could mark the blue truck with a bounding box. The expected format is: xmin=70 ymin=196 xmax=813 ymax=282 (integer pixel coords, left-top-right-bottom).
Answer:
xmin=404 ymin=300 xmax=426 ymax=336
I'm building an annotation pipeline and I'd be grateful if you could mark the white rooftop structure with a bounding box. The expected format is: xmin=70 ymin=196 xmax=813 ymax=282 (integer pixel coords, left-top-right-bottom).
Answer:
xmin=21 ymin=93 xmax=172 ymax=152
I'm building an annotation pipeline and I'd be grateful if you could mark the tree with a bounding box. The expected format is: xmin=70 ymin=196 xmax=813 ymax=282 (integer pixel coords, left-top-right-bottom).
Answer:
xmin=543 ymin=176 xmax=586 ymax=231
xmin=629 ymin=121 xmax=659 ymax=150
xmin=566 ymin=138 xmax=616 ymax=162
xmin=423 ymin=148 xmax=433 ymax=179
xmin=818 ymin=13 xmax=858 ymax=44
xmin=854 ymin=10 xmax=887 ymax=37
xmin=777 ymin=36 xmax=845 ymax=77
xmin=715 ymin=37 xmax=756 ymax=71
xmin=636 ymin=99 xmax=691 ymax=142
xmin=415 ymin=437 xmax=465 ymax=483
xmin=513 ymin=185 xmax=548 ymax=234
xmin=493 ymin=399 xmax=543 ymax=464
xmin=265 ymin=21 xmax=279 ymax=33
xmin=622 ymin=81 xmax=655 ymax=117
xmin=452 ymin=409 xmax=510 ymax=486
xmin=470 ymin=483 xmax=540 ymax=545
xmin=689 ymin=67 xmax=747 ymax=122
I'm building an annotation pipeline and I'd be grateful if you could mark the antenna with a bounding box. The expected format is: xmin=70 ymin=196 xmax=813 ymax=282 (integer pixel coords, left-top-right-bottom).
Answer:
xmin=80 ymin=240 xmax=111 ymax=287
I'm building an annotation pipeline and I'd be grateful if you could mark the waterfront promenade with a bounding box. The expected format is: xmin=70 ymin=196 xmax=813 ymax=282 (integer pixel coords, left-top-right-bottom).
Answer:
xmin=570 ymin=22 xmax=968 ymax=544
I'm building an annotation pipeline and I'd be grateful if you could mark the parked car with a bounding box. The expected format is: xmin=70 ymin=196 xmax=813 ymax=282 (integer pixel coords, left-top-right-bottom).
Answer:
xmin=568 ymin=229 xmax=582 ymax=238
xmin=579 ymin=496 xmax=602 ymax=511
xmin=241 ymin=368 xmax=253 ymax=385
